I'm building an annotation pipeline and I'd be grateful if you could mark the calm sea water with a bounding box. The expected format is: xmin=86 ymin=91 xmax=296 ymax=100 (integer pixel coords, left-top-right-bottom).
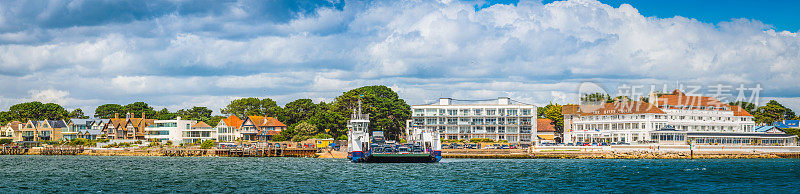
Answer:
xmin=0 ymin=156 xmax=797 ymax=193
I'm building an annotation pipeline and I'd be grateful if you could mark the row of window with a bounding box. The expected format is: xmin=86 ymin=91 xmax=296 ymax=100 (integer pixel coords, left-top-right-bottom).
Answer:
xmin=581 ymin=114 xmax=751 ymax=122
xmin=413 ymin=108 xmax=534 ymax=117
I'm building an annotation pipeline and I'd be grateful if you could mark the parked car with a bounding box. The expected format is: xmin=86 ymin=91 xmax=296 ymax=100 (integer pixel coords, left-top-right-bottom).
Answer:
xmin=591 ymin=142 xmax=598 ymax=146
xmin=566 ymin=143 xmax=574 ymax=146
xmin=501 ymin=145 xmax=509 ymax=149
xmin=600 ymin=142 xmax=608 ymax=146
xmin=483 ymin=145 xmax=495 ymax=149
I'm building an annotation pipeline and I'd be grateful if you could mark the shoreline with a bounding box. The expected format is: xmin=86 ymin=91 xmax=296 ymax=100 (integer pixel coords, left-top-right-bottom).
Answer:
xmin=4 ymin=146 xmax=800 ymax=159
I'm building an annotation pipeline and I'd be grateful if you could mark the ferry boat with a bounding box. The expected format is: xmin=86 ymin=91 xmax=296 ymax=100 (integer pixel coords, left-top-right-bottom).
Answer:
xmin=347 ymin=99 xmax=441 ymax=163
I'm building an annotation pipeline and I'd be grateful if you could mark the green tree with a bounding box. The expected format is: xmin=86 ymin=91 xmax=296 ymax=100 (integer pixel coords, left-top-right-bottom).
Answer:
xmin=124 ymin=102 xmax=156 ymax=118
xmin=729 ymin=101 xmax=758 ymax=116
xmin=68 ymin=108 xmax=89 ymax=119
xmin=4 ymin=101 xmax=68 ymax=122
xmin=176 ymin=107 xmax=213 ymax=121
xmin=295 ymin=121 xmax=318 ymax=137
xmin=333 ymin=86 xmax=411 ymax=140
xmin=754 ymin=100 xmax=794 ymax=125
xmin=283 ymin=99 xmax=317 ymax=126
xmin=204 ymin=115 xmax=226 ymax=127
xmin=308 ymin=102 xmax=347 ymax=137
xmin=154 ymin=108 xmax=177 ymax=120
xmin=543 ymin=103 xmax=564 ymax=134
xmin=221 ymin=98 xmax=283 ymax=118
xmin=95 ymin=104 xmax=125 ymax=119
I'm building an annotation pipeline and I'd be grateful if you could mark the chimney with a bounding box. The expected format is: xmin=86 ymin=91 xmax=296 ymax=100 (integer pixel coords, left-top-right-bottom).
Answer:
xmin=498 ymin=97 xmax=510 ymax=105
xmin=126 ymin=112 xmax=131 ymax=119
xmin=439 ymin=98 xmax=452 ymax=105
xmin=142 ymin=112 xmax=146 ymax=119
xmin=115 ymin=113 xmax=119 ymax=119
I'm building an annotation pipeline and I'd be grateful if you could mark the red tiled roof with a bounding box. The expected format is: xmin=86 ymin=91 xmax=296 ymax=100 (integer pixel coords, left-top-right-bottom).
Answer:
xmin=221 ymin=115 xmax=243 ymax=128
xmin=654 ymin=89 xmax=753 ymax=117
xmin=265 ymin=130 xmax=281 ymax=136
xmin=192 ymin=121 xmax=212 ymax=128
xmin=264 ymin=117 xmax=286 ymax=127
xmin=579 ymin=102 xmax=665 ymax=116
xmin=561 ymin=105 xmax=580 ymax=115
xmin=537 ymin=119 xmax=556 ymax=132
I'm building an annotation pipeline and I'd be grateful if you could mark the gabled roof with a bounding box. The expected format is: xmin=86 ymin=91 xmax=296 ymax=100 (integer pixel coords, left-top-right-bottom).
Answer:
xmin=754 ymin=126 xmax=785 ymax=133
xmin=537 ymin=119 xmax=556 ymax=132
xmin=48 ymin=120 xmax=67 ymax=128
xmin=220 ymin=115 xmax=243 ymax=128
xmin=774 ymin=120 xmax=800 ymax=128
xmin=264 ymin=117 xmax=286 ymax=127
xmin=243 ymin=116 xmax=286 ymax=128
xmin=192 ymin=121 xmax=212 ymax=128
xmin=654 ymin=90 xmax=753 ymax=117
xmin=5 ymin=121 xmax=22 ymax=131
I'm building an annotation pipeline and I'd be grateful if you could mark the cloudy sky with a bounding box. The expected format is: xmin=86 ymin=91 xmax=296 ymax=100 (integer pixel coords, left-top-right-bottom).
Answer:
xmin=1 ymin=0 xmax=799 ymax=116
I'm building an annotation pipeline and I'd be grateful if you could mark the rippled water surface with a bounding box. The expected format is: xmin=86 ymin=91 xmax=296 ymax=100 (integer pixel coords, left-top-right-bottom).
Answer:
xmin=0 ymin=156 xmax=797 ymax=193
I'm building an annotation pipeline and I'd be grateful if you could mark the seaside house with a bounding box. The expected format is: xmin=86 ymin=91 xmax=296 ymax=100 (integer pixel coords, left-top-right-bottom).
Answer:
xmin=182 ymin=121 xmax=214 ymax=144
xmin=536 ymin=119 xmax=556 ymax=144
xmin=215 ymin=115 xmax=242 ymax=142
xmin=1 ymin=121 xmax=22 ymax=141
xmin=563 ymin=90 xmax=797 ymax=146
xmin=239 ymin=116 xmax=286 ymax=142
xmin=144 ymin=117 xmax=196 ymax=144
xmin=17 ymin=119 xmax=67 ymax=141
xmin=104 ymin=113 xmax=155 ymax=140
xmin=65 ymin=119 xmax=108 ymax=140
xmin=410 ymin=97 xmax=538 ymax=144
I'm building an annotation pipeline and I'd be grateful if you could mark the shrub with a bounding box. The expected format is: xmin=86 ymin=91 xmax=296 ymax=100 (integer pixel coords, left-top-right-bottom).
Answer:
xmin=272 ymin=134 xmax=287 ymax=141
xmin=0 ymin=139 xmax=13 ymax=145
xmin=469 ymin=138 xmax=494 ymax=143
xmin=312 ymin=133 xmax=333 ymax=139
xmin=200 ymin=140 xmax=215 ymax=149
xmin=336 ymin=135 xmax=347 ymax=140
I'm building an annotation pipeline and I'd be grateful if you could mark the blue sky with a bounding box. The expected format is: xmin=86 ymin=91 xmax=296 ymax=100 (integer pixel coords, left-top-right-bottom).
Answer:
xmin=542 ymin=0 xmax=800 ymax=32
xmin=0 ymin=0 xmax=799 ymax=115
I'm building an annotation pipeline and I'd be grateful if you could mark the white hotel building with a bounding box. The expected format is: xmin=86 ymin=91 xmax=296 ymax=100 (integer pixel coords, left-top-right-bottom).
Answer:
xmin=563 ymin=90 xmax=797 ymax=145
xmin=410 ymin=97 xmax=537 ymax=143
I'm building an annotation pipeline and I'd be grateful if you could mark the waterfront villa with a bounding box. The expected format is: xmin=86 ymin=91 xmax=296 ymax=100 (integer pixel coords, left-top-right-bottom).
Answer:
xmin=215 ymin=115 xmax=243 ymax=142
xmin=144 ymin=117 xmax=196 ymax=144
xmin=537 ymin=119 xmax=556 ymax=144
xmin=410 ymin=97 xmax=538 ymax=144
xmin=65 ymin=119 xmax=109 ymax=140
xmin=17 ymin=120 xmax=67 ymax=141
xmin=239 ymin=116 xmax=286 ymax=142
xmin=1 ymin=121 xmax=22 ymax=141
xmin=183 ymin=121 xmax=214 ymax=144
xmin=104 ymin=113 xmax=155 ymax=140
xmin=563 ymin=90 xmax=797 ymax=146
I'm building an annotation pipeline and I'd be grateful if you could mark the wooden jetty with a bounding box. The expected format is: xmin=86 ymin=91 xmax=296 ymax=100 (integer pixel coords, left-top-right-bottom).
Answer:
xmin=213 ymin=147 xmax=317 ymax=158
xmin=40 ymin=147 xmax=84 ymax=155
xmin=0 ymin=146 xmax=29 ymax=155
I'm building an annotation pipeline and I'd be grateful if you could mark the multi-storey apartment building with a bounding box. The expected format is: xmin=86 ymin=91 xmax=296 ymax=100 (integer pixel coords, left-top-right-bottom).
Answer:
xmin=563 ymin=90 xmax=797 ymax=145
xmin=410 ymin=97 xmax=537 ymax=143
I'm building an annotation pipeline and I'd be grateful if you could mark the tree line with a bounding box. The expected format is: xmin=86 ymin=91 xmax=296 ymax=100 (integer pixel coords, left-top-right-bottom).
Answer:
xmin=0 ymin=85 xmax=412 ymax=142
